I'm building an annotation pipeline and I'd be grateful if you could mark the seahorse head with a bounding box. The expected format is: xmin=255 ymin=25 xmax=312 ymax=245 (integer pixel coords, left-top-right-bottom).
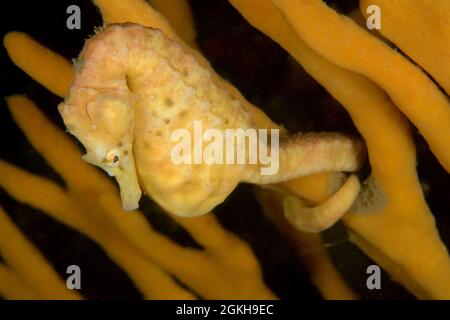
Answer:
xmin=58 ymin=90 xmax=142 ymax=210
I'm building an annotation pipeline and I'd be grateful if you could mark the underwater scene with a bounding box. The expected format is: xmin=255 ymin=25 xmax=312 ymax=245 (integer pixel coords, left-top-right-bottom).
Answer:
xmin=0 ymin=0 xmax=449 ymax=301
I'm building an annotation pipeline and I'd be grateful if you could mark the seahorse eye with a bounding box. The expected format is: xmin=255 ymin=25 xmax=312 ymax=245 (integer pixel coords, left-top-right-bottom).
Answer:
xmin=105 ymin=149 xmax=121 ymax=167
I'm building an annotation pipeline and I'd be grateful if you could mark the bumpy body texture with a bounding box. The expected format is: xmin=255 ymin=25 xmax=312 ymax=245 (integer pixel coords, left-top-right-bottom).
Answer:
xmin=59 ymin=24 xmax=364 ymax=218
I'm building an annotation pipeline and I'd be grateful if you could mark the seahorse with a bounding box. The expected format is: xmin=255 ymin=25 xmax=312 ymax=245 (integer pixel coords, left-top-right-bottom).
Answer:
xmin=59 ymin=24 xmax=364 ymax=227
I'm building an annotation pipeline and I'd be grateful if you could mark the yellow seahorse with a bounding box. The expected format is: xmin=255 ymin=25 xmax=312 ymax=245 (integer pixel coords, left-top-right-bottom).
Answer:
xmin=59 ymin=23 xmax=364 ymax=221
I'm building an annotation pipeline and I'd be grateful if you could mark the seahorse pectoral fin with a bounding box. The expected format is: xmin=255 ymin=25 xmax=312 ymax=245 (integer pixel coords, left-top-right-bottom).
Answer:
xmin=111 ymin=155 xmax=142 ymax=211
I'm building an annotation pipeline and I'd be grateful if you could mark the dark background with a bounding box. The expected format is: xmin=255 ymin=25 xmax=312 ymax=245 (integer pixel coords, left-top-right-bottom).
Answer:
xmin=0 ymin=0 xmax=448 ymax=300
